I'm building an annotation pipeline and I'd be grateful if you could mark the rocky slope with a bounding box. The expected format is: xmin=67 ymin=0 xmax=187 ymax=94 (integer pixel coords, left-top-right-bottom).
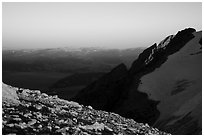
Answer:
xmin=2 ymin=83 xmax=169 ymax=135
xmin=73 ymin=28 xmax=202 ymax=134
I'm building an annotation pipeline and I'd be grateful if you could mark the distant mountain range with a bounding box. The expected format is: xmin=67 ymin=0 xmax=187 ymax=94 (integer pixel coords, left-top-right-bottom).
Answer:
xmin=2 ymin=47 xmax=144 ymax=93
xmin=72 ymin=28 xmax=202 ymax=134
xmin=3 ymin=47 xmax=144 ymax=73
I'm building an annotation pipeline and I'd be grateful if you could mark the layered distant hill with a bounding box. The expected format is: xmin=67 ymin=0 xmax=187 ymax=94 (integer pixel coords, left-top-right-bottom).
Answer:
xmin=3 ymin=47 xmax=144 ymax=73
xmin=2 ymin=47 xmax=144 ymax=92
xmin=72 ymin=28 xmax=202 ymax=134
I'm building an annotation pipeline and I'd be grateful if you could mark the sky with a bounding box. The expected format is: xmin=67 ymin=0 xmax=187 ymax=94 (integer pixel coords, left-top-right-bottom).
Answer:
xmin=2 ymin=2 xmax=202 ymax=50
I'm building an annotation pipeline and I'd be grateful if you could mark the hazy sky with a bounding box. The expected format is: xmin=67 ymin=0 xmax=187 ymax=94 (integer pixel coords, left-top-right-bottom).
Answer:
xmin=2 ymin=2 xmax=202 ymax=50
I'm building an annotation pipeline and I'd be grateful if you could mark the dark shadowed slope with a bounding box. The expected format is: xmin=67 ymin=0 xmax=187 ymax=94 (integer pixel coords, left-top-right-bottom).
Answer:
xmin=72 ymin=28 xmax=202 ymax=134
xmin=48 ymin=72 xmax=105 ymax=100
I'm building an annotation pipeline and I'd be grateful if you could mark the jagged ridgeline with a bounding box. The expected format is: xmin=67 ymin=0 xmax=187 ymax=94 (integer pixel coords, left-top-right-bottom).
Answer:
xmin=2 ymin=83 xmax=169 ymax=135
xmin=73 ymin=28 xmax=202 ymax=135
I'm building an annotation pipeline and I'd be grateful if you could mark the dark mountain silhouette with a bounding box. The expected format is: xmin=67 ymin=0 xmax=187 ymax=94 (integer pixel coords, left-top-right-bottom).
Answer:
xmin=50 ymin=72 xmax=105 ymax=89
xmin=48 ymin=72 xmax=105 ymax=100
xmin=72 ymin=28 xmax=202 ymax=134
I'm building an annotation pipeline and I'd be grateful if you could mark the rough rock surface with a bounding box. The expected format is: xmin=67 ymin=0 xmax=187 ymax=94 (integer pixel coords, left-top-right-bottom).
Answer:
xmin=2 ymin=83 xmax=169 ymax=135
xmin=2 ymin=83 xmax=20 ymax=105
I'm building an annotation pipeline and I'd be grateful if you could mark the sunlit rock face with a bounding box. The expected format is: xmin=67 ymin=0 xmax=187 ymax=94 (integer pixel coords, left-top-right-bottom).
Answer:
xmin=2 ymin=83 xmax=20 ymax=105
xmin=73 ymin=28 xmax=202 ymax=134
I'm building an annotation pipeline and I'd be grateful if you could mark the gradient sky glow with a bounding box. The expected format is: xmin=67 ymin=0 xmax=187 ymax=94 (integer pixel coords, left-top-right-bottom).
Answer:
xmin=2 ymin=2 xmax=202 ymax=49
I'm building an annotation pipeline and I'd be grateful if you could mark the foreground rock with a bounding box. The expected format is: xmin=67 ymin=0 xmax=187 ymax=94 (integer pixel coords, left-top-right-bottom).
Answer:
xmin=2 ymin=83 xmax=169 ymax=135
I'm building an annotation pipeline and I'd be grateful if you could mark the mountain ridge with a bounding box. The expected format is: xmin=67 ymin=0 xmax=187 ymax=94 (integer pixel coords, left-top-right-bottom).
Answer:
xmin=72 ymin=28 xmax=202 ymax=134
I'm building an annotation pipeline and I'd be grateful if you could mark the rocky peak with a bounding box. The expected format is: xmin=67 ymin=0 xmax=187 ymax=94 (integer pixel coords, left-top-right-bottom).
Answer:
xmin=157 ymin=35 xmax=175 ymax=49
xmin=143 ymin=34 xmax=175 ymax=65
xmin=2 ymin=83 xmax=20 ymax=106
xmin=129 ymin=28 xmax=196 ymax=75
xmin=2 ymin=83 xmax=169 ymax=135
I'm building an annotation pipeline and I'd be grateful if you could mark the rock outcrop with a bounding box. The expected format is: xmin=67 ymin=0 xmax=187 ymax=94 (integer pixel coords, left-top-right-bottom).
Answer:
xmin=2 ymin=83 xmax=20 ymax=105
xmin=2 ymin=83 xmax=169 ymax=135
